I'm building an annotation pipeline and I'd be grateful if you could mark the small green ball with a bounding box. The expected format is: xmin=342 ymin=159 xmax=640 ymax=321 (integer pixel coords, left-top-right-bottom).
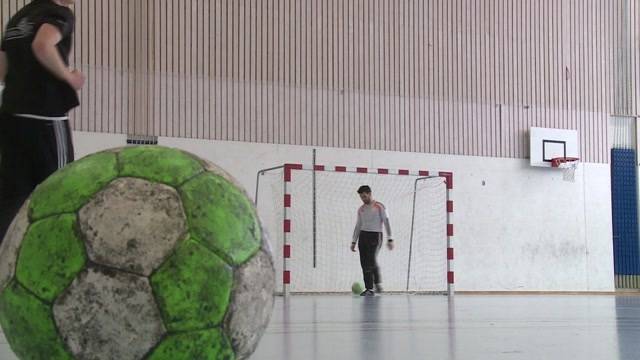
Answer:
xmin=351 ymin=282 xmax=364 ymax=294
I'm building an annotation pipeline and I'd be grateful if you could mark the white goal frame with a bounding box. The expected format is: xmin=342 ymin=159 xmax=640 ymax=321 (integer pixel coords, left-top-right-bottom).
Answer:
xmin=256 ymin=163 xmax=455 ymax=297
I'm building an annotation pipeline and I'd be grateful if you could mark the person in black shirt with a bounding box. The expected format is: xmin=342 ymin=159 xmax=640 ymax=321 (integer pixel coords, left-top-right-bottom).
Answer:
xmin=0 ymin=0 xmax=84 ymax=241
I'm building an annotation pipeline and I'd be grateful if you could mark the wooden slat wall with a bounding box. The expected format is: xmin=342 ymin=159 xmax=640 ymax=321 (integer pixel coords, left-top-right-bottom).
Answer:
xmin=1 ymin=0 xmax=637 ymax=163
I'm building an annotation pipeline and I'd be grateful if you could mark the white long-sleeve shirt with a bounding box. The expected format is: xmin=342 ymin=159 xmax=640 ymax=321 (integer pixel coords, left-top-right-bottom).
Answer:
xmin=352 ymin=201 xmax=392 ymax=243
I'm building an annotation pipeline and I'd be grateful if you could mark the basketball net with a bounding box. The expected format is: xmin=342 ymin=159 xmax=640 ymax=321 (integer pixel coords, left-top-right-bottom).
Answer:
xmin=551 ymin=157 xmax=579 ymax=183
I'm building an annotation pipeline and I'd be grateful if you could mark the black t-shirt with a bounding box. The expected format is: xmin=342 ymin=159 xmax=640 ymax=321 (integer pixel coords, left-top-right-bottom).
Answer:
xmin=0 ymin=0 xmax=79 ymax=117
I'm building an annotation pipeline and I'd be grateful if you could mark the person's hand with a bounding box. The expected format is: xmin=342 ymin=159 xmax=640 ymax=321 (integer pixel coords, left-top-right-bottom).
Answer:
xmin=387 ymin=239 xmax=394 ymax=250
xmin=351 ymin=242 xmax=357 ymax=252
xmin=66 ymin=69 xmax=85 ymax=90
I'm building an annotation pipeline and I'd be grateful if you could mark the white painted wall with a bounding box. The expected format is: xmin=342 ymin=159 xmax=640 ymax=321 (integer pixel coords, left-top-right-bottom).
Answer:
xmin=71 ymin=131 xmax=615 ymax=292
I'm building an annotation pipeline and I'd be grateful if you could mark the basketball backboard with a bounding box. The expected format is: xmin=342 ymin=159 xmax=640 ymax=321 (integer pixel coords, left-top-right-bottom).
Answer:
xmin=530 ymin=127 xmax=579 ymax=167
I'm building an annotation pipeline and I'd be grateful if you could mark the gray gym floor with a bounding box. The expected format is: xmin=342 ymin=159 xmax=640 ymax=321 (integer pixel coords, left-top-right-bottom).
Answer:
xmin=254 ymin=294 xmax=640 ymax=360
xmin=1 ymin=294 xmax=639 ymax=359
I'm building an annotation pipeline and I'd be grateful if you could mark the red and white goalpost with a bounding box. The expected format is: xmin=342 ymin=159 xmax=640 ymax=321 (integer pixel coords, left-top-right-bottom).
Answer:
xmin=256 ymin=163 xmax=454 ymax=297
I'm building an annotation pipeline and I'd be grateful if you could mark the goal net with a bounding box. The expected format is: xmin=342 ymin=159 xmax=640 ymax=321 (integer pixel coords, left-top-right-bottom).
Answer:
xmin=256 ymin=165 xmax=450 ymax=295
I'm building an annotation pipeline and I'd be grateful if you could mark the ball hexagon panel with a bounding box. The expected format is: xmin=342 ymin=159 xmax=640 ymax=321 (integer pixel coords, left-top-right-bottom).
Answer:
xmin=16 ymin=214 xmax=86 ymax=302
xmin=29 ymin=152 xmax=119 ymax=221
xmin=0 ymin=281 xmax=72 ymax=359
xmin=147 ymin=328 xmax=235 ymax=360
xmin=179 ymin=173 xmax=261 ymax=266
xmin=151 ymin=238 xmax=233 ymax=332
xmin=118 ymin=146 xmax=204 ymax=187
xmin=224 ymin=249 xmax=275 ymax=359
xmin=53 ymin=267 xmax=166 ymax=360
xmin=0 ymin=200 xmax=31 ymax=292
xmin=79 ymin=178 xmax=187 ymax=276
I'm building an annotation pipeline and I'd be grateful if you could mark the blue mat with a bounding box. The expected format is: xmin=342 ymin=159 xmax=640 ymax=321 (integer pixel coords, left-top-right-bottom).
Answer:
xmin=611 ymin=148 xmax=640 ymax=275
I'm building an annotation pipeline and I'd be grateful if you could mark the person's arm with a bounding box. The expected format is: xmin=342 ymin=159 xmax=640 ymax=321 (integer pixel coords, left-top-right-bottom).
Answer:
xmin=31 ymin=24 xmax=84 ymax=90
xmin=380 ymin=205 xmax=392 ymax=238
xmin=0 ymin=51 xmax=7 ymax=83
xmin=351 ymin=211 xmax=362 ymax=251
xmin=381 ymin=205 xmax=394 ymax=250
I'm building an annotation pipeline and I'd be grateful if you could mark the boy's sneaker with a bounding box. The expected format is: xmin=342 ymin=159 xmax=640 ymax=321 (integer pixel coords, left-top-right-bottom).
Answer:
xmin=374 ymin=284 xmax=383 ymax=293
xmin=360 ymin=289 xmax=375 ymax=297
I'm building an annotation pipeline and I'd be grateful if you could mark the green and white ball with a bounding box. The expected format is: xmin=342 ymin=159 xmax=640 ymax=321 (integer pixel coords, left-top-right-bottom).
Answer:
xmin=0 ymin=146 xmax=275 ymax=360
xmin=351 ymin=282 xmax=364 ymax=294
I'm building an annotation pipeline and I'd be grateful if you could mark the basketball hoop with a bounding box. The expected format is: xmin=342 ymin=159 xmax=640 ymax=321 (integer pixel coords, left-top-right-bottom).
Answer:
xmin=551 ymin=157 xmax=579 ymax=182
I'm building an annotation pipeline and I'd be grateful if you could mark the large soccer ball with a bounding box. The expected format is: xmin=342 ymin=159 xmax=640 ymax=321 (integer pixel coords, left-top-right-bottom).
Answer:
xmin=0 ymin=146 xmax=275 ymax=360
